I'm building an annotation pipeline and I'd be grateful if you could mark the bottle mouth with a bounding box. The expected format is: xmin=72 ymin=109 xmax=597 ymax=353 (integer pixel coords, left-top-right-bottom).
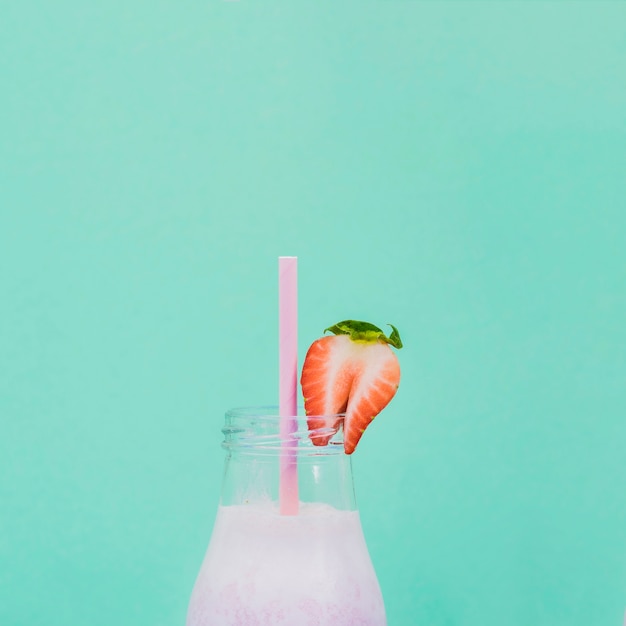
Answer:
xmin=222 ymin=406 xmax=346 ymax=456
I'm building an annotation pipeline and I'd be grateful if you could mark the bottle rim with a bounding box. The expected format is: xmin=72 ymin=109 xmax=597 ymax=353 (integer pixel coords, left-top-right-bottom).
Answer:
xmin=222 ymin=405 xmax=347 ymax=456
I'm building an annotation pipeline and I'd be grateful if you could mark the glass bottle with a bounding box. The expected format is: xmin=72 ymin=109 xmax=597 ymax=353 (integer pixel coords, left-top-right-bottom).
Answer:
xmin=186 ymin=407 xmax=387 ymax=626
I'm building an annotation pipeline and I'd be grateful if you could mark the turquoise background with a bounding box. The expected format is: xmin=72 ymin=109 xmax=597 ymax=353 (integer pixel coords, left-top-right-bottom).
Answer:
xmin=1 ymin=2 xmax=625 ymax=625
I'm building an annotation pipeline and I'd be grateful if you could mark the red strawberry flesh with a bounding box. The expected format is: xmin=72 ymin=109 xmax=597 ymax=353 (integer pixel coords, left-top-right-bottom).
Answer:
xmin=301 ymin=320 xmax=402 ymax=454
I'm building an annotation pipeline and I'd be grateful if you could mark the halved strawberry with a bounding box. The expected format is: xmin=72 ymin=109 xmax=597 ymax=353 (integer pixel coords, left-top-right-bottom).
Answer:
xmin=300 ymin=320 xmax=402 ymax=454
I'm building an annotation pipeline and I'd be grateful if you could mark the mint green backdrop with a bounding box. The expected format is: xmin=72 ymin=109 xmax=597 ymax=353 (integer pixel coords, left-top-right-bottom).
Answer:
xmin=1 ymin=3 xmax=625 ymax=625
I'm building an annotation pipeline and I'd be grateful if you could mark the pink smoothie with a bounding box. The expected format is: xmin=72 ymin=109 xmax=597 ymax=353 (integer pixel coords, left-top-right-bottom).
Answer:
xmin=187 ymin=502 xmax=386 ymax=626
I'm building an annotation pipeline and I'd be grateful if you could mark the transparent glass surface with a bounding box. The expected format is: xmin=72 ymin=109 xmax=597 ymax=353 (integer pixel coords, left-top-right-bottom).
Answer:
xmin=186 ymin=407 xmax=387 ymax=626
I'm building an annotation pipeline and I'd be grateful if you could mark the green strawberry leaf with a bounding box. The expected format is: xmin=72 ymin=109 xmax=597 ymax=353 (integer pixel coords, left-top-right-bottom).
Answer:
xmin=324 ymin=320 xmax=403 ymax=349
xmin=387 ymin=324 xmax=403 ymax=349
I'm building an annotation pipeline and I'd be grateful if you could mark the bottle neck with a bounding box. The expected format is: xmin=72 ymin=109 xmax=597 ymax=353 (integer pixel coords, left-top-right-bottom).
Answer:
xmin=219 ymin=407 xmax=356 ymax=511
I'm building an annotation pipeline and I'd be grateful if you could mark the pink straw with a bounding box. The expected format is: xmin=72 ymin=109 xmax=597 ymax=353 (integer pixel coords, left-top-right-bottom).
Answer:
xmin=279 ymin=256 xmax=299 ymax=515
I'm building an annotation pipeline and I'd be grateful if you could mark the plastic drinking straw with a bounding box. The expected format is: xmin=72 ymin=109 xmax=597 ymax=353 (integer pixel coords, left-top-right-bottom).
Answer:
xmin=279 ymin=256 xmax=299 ymax=515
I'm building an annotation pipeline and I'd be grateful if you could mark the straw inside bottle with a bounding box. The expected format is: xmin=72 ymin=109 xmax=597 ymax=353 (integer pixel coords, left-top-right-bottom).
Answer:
xmin=278 ymin=256 xmax=299 ymax=515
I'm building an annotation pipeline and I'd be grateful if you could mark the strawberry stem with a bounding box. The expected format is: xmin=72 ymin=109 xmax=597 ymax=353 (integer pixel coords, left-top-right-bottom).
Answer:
xmin=324 ymin=320 xmax=403 ymax=349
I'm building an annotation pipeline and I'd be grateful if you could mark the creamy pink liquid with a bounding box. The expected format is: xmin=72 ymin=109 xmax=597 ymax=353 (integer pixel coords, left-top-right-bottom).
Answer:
xmin=187 ymin=502 xmax=386 ymax=626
